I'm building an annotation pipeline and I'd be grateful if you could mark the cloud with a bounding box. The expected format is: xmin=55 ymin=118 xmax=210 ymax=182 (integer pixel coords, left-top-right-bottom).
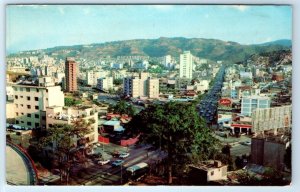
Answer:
xmin=205 ymin=14 xmax=209 ymax=18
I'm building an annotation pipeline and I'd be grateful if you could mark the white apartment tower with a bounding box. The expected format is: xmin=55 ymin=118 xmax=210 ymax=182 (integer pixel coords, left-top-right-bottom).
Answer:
xmin=123 ymin=72 xmax=159 ymax=98
xmin=8 ymin=76 xmax=65 ymax=129
xmin=164 ymin=55 xmax=172 ymax=67
xmin=97 ymin=77 xmax=113 ymax=91
xmin=180 ymin=51 xmax=193 ymax=79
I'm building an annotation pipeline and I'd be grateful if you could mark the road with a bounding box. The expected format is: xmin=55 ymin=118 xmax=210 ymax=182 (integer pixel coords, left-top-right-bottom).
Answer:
xmin=68 ymin=145 xmax=166 ymax=185
xmin=198 ymin=65 xmax=226 ymax=124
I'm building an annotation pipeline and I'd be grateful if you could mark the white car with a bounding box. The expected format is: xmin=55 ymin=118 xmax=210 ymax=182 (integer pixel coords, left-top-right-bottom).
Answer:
xmin=98 ymin=159 xmax=110 ymax=165
xmin=119 ymin=152 xmax=130 ymax=158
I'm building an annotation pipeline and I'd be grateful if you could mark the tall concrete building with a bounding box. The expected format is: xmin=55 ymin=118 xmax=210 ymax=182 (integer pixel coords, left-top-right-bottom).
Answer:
xmin=179 ymin=51 xmax=193 ymax=79
xmin=241 ymin=96 xmax=271 ymax=117
xmin=123 ymin=72 xmax=159 ymax=98
xmin=7 ymin=76 xmax=64 ymax=129
xmin=97 ymin=77 xmax=113 ymax=91
xmin=65 ymin=57 xmax=77 ymax=92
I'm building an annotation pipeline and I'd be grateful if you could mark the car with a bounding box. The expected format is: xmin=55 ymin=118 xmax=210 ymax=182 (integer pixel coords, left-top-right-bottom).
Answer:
xmin=244 ymin=141 xmax=251 ymax=146
xmin=96 ymin=143 xmax=102 ymax=147
xmin=98 ymin=159 xmax=110 ymax=165
xmin=240 ymin=141 xmax=251 ymax=146
xmin=111 ymin=160 xmax=124 ymax=167
xmin=119 ymin=152 xmax=130 ymax=158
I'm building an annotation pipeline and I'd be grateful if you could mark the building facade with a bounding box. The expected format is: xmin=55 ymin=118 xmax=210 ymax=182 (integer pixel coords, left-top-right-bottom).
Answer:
xmin=46 ymin=106 xmax=99 ymax=145
xmin=241 ymin=96 xmax=271 ymax=117
xmin=8 ymin=76 xmax=65 ymax=129
xmin=65 ymin=57 xmax=77 ymax=92
xmin=97 ymin=77 xmax=113 ymax=91
xmin=123 ymin=72 xmax=159 ymax=98
xmin=179 ymin=51 xmax=193 ymax=79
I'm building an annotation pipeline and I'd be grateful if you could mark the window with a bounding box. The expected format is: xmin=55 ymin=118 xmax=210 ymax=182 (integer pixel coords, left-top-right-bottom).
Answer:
xmin=15 ymin=95 xmax=18 ymax=99
xmin=20 ymin=96 xmax=23 ymax=98
xmin=211 ymin=171 xmax=214 ymax=176
xmin=21 ymin=104 xmax=24 ymax=107
xmin=35 ymin=114 xmax=39 ymax=118
xmin=21 ymin=112 xmax=24 ymax=115
xmin=15 ymin=104 xmax=18 ymax=108
xmin=49 ymin=124 xmax=53 ymax=128
xmin=35 ymin=97 xmax=39 ymax=101
xmin=46 ymin=89 xmax=48 ymax=93
xmin=16 ymin=112 xmax=19 ymax=116
xmin=27 ymin=105 xmax=31 ymax=109
xmin=35 ymin=123 xmax=40 ymax=127
xmin=27 ymin=121 xmax=32 ymax=126
xmin=42 ymin=116 xmax=46 ymax=120
xmin=27 ymin=96 xmax=31 ymax=101
xmin=36 ymin=88 xmax=39 ymax=92
xmin=35 ymin=106 xmax=39 ymax=110
xmin=26 ymin=88 xmax=30 ymax=92
xmin=27 ymin=114 xmax=31 ymax=117
xmin=16 ymin=120 xmax=19 ymax=124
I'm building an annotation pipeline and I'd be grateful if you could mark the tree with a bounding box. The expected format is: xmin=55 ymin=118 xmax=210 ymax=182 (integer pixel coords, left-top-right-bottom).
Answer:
xmin=111 ymin=101 xmax=137 ymax=117
xmin=37 ymin=118 xmax=92 ymax=184
xmin=127 ymin=102 xmax=219 ymax=184
xmin=65 ymin=97 xmax=82 ymax=107
xmin=113 ymin=79 xmax=123 ymax=86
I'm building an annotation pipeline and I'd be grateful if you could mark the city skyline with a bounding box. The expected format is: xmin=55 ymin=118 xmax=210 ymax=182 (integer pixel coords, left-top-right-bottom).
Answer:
xmin=6 ymin=5 xmax=292 ymax=54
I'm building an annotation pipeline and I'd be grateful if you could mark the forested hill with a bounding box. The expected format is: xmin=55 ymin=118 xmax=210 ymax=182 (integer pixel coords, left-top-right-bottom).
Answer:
xmin=9 ymin=37 xmax=291 ymax=63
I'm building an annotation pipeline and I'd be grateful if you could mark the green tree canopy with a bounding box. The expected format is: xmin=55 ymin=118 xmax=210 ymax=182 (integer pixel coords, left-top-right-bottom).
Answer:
xmin=36 ymin=119 xmax=92 ymax=184
xmin=126 ymin=102 xmax=219 ymax=184
xmin=110 ymin=100 xmax=137 ymax=117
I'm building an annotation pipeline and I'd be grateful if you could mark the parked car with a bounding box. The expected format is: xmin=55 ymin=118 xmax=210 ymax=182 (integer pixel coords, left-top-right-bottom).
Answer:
xmin=111 ymin=160 xmax=124 ymax=167
xmin=119 ymin=152 xmax=130 ymax=158
xmin=240 ymin=141 xmax=251 ymax=146
xmin=111 ymin=150 xmax=120 ymax=157
xmin=98 ymin=159 xmax=110 ymax=165
xmin=244 ymin=141 xmax=251 ymax=146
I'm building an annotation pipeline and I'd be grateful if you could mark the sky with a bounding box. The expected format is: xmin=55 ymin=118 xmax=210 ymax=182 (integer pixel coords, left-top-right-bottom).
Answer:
xmin=6 ymin=5 xmax=292 ymax=54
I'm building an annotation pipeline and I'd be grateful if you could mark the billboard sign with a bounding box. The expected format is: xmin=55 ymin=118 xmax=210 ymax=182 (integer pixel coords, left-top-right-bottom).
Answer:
xmin=219 ymin=98 xmax=232 ymax=106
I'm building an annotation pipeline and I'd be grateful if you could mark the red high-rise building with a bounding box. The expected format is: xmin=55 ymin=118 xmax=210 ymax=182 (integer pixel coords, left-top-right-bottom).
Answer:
xmin=65 ymin=57 xmax=77 ymax=92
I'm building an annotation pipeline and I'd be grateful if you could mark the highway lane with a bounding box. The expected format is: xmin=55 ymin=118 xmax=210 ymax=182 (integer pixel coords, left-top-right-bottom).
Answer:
xmin=69 ymin=145 xmax=165 ymax=185
xmin=199 ymin=65 xmax=226 ymax=124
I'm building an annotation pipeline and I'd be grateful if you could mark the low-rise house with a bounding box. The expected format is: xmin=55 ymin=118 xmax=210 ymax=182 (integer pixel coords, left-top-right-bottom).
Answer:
xmin=189 ymin=160 xmax=228 ymax=185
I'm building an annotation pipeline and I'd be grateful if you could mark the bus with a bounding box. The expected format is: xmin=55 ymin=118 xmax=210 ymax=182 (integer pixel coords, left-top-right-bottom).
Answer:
xmin=125 ymin=162 xmax=149 ymax=181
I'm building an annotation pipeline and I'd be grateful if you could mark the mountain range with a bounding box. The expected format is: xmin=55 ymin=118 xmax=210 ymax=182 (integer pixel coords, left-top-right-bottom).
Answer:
xmin=10 ymin=37 xmax=292 ymax=63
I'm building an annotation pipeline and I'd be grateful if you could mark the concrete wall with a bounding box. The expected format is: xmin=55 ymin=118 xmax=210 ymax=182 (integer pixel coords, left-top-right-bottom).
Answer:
xmin=207 ymin=166 xmax=227 ymax=181
xmin=263 ymin=141 xmax=286 ymax=171
xmin=251 ymin=138 xmax=265 ymax=165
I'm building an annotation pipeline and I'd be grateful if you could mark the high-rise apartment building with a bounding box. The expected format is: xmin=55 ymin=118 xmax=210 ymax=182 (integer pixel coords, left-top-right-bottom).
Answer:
xmin=7 ymin=76 xmax=64 ymax=129
xmin=97 ymin=77 xmax=113 ymax=91
xmin=123 ymin=72 xmax=159 ymax=98
xmin=241 ymin=96 xmax=271 ymax=117
xmin=179 ymin=51 xmax=193 ymax=79
xmin=147 ymin=78 xmax=160 ymax=98
xmin=65 ymin=57 xmax=77 ymax=92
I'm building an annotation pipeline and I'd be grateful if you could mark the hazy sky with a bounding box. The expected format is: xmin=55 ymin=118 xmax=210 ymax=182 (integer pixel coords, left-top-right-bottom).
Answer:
xmin=6 ymin=5 xmax=292 ymax=53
